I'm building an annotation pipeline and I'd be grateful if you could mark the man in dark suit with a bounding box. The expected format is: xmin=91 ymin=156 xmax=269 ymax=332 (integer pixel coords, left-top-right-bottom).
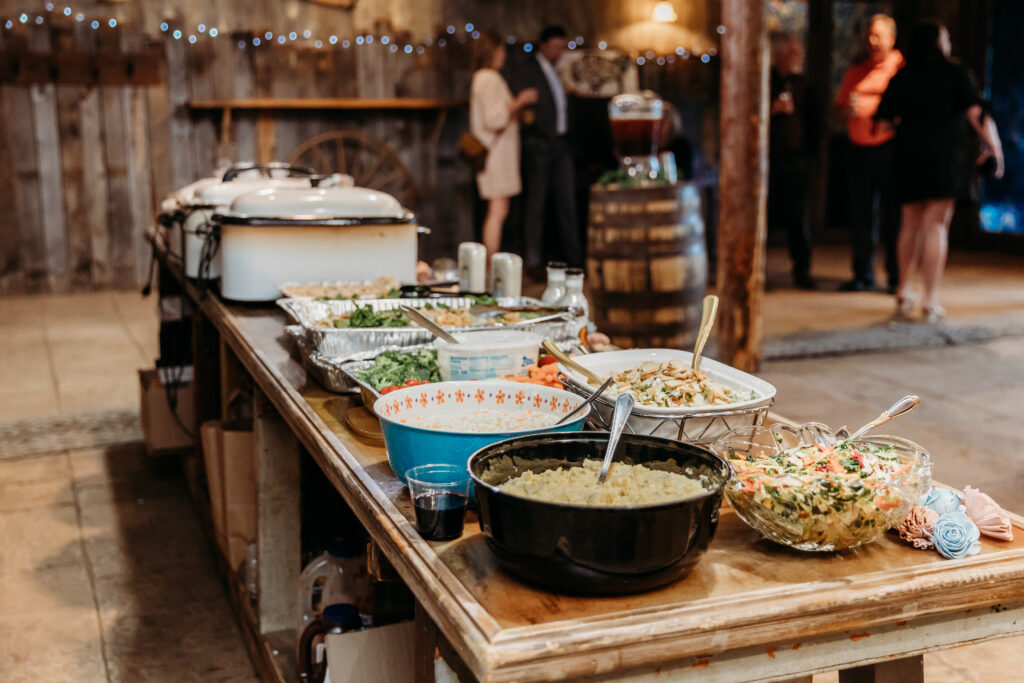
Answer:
xmin=507 ymin=25 xmax=584 ymax=268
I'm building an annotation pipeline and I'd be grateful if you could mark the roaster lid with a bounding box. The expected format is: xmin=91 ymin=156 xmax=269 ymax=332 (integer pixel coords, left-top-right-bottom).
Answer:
xmin=215 ymin=186 xmax=415 ymax=226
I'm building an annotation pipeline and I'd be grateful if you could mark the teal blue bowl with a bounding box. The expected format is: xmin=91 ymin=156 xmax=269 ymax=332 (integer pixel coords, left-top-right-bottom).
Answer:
xmin=374 ymin=381 xmax=590 ymax=483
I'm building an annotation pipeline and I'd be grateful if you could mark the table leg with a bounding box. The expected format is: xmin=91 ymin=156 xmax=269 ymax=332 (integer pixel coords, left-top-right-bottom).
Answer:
xmin=838 ymin=655 xmax=924 ymax=683
xmin=254 ymin=387 xmax=301 ymax=636
xmin=415 ymin=602 xmax=439 ymax=683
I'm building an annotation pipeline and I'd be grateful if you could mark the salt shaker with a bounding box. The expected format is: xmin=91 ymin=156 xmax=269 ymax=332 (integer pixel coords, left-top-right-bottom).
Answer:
xmin=556 ymin=267 xmax=590 ymax=339
xmin=540 ymin=261 xmax=567 ymax=305
xmin=490 ymin=252 xmax=523 ymax=299
xmin=458 ymin=242 xmax=487 ymax=293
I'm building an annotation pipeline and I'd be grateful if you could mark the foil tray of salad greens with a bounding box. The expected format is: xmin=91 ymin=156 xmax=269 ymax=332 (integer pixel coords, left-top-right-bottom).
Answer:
xmin=278 ymin=295 xmax=576 ymax=358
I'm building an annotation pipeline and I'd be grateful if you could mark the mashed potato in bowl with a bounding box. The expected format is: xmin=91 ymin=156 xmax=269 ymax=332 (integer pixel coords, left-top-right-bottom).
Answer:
xmin=497 ymin=459 xmax=709 ymax=506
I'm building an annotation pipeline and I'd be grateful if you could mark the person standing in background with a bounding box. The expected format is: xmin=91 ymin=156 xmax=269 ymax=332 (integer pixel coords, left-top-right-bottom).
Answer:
xmin=469 ymin=33 xmax=538 ymax=259
xmin=875 ymin=21 xmax=1004 ymax=323
xmin=835 ymin=14 xmax=904 ymax=293
xmin=507 ymin=25 xmax=585 ymax=269
xmin=768 ymin=32 xmax=816 ymax=290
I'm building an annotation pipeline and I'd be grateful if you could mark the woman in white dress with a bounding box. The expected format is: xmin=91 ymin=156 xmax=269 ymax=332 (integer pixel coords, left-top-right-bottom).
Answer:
xmin=470 ymin=33 xmax=538 ymax=258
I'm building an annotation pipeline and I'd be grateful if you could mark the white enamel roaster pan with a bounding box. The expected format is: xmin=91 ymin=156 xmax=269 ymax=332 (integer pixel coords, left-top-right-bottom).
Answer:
xmin=214 ymin=185 xmax=420 ymax=302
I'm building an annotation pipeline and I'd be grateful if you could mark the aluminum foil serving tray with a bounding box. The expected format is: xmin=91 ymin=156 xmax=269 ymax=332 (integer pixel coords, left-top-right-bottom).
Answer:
xmin=278 ymin=296 xmax=576 ymax=358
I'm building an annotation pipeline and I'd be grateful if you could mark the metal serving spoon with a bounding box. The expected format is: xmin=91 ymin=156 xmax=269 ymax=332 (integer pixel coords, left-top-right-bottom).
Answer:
xmin=691 ymin=294 xmax=719 ymax=372
xmin=844 ymin=395 xmax=920 ymax=442
xmin=400 ymin=305 xmax=460 ymax=344
xmin=541 ymin=340 xmax=605 ymax=386
xmin=599 ymin=393 xmax=635 ymax=484
xmin=556 ymin=376 xmax=614 ymax=425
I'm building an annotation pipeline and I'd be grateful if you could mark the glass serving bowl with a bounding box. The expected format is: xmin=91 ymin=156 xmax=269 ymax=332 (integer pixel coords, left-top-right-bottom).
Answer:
xmin=711 ymin=425 xmax=932 ymax=552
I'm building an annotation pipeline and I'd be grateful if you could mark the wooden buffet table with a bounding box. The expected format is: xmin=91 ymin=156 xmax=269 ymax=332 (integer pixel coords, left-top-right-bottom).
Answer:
xmin=153 ymin=243 xmax=1024 ymax=682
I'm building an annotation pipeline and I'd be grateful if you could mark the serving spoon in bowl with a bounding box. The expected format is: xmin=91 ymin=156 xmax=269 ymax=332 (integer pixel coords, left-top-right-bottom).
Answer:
xmin=843 ymin=395 xmax=920 ymax=442
xmin=541 ymin=339 xmax=605 ymax=386
xmin=690 ymin=294 xmax=719 ymax=372
xmin=599 ymin=392 xmax=635 ymax=484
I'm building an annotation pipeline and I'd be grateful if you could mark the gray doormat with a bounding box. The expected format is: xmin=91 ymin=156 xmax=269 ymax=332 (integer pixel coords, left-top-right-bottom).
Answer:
xmin=763 ymin=312 xmax=1024 ymax=361
xmin=0 ymin=408 xmax=143 ymax=461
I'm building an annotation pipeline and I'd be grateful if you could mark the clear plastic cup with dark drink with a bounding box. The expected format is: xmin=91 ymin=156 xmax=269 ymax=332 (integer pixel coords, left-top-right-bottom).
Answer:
xmin=608 ymin=91 xmax=665 ymax=183
xmin=406 ymin=464 xmax=470 ymax=541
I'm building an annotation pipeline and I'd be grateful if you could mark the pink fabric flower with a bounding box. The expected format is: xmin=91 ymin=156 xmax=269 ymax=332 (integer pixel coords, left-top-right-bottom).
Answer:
xmin=963 ymin=486 xmax=1013 ymax=541
xmin=895 ymin=506 xmax=939 ymax=550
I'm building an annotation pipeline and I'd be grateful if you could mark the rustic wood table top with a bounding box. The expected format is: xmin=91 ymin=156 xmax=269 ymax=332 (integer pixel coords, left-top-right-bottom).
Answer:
xmin=187 ymin=281 xmax=1024 ymax=682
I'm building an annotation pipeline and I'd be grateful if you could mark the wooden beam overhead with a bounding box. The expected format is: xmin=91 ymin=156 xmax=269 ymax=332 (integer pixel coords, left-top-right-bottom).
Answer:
xmin=716 ymin=0 xmax=770 ymax=373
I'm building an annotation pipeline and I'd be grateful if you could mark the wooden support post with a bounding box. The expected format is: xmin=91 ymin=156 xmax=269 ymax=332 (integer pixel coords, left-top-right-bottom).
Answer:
xmin=717 ymin=0 xmax=770 ymax=373
xmin=838 ymin=655 xmax=924 ymax=683
xmin=254 ymin=387 xmax=301 ymax=636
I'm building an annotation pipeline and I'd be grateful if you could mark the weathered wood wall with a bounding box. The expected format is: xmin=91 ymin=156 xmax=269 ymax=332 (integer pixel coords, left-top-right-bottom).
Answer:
xmin=0 ymin=0 xmax=719 ymax=294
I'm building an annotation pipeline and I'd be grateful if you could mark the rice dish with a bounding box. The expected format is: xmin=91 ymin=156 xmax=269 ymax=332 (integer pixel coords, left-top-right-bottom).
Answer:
xmin=498 ymin=459 xmax=708 ymax=506
xmin=403 ymin=408 xmax=561 ymax=433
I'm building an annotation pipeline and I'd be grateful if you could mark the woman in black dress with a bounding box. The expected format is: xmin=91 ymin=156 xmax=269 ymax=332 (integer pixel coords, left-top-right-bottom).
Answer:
xmin=875 ymin=21 xmax=1004 ymax=323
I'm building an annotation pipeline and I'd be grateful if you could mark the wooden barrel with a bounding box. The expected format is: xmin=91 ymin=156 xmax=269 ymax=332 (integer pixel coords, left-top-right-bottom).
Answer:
xmin=586 ymin=183 xmax=707 ymax=349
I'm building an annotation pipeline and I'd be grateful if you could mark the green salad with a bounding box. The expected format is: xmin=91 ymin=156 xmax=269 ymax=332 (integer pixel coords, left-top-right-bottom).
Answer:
xmin=353 ymin=348 xmax=440 ymax=391
xmin=725 ymin=440 xmax=914 ymax=548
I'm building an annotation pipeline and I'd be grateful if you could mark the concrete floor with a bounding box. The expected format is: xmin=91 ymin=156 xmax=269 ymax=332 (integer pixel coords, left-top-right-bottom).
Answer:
xmin=0 ymin=245 xmax=1022 ymax=682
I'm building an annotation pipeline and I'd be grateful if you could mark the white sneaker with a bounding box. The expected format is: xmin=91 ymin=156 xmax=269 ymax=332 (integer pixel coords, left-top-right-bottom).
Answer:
xmin=924 ymin=304 xmax=945 ymax=324
xmin=893 ymin=291 xmax=918 ymax=321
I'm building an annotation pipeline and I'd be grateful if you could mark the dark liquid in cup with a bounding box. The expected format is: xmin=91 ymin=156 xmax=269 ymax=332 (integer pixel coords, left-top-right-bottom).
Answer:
xmin=610 ymin=117 xmax=663 ymax=158
xmin=414 ymin=492 xmax=468 ymax=540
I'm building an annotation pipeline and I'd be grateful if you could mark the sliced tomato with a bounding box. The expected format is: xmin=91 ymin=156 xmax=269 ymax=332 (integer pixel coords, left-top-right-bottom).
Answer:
xmin=538 ymin=355 xmax=557 ymax=366
xmin=380 ymin=385 xmax=401 ymax=394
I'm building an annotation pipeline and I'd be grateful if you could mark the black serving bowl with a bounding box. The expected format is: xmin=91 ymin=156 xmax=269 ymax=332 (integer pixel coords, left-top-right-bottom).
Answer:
xmin=468 ymin=432 xmax=731 ymax=595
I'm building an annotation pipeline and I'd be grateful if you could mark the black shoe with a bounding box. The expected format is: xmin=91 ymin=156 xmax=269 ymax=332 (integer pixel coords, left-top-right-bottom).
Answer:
xmin=793 ymin=273 xmax=817 ymax=290
xmin=839 ymin=279 xmax=874 ymax=292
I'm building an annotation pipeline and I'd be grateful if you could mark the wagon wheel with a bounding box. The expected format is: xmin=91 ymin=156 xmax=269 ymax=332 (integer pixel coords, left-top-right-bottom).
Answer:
xmin=286 ymin=130 xmax=416 ymax=209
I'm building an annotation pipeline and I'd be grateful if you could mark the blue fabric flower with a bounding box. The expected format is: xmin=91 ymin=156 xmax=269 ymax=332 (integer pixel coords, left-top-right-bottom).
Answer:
xmin=922 ymin=488 xmax=963 ymax=516
xmin=929 ymin=510 xmax=981 ymax=559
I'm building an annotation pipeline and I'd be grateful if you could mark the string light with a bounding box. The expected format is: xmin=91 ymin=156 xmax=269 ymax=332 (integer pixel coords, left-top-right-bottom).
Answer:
xmin=0 ymin=5 xmax=720 ymax=66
